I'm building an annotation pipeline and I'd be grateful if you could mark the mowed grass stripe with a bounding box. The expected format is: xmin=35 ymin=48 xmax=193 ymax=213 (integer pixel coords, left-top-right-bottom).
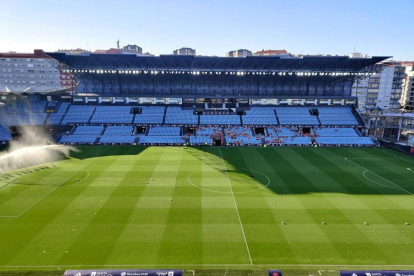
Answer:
xmin=223 ymin=147 xmax=301 ymax=264
xmin=59 ymin=147 xmax=162 ymax=266
xmin=0 ymin=153 xmax=98 ymax=265
xmin=293 ymin=148 xmax=404 ymax=264
xmin=0 ymin=146 xmax=414 ymax=268
xmin=261 ymin=148 xmax=348 ymax=264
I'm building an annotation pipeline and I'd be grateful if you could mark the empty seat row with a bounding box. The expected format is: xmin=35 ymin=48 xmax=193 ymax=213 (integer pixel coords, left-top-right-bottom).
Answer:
xmin=0 ymin=113 xmax=47 ymax=126
xmin=139 ymin=136 xmax=185 ymax=144
xmin=318 ymin=115 xmax=358 ymax=126
xmin=94 ymin=106 xmax=132 ymax=113
xmin=200 ymin=115 xmax=241 ymax=125
xmin=245 ymin=107 xmax=275 ymax=115
xmin=315 ymin=137 xmax=374 ymax=145
xmin=47 ymin=113 xmax=65 ymax=125
xmin=148 ymin=126 xmax=180 ymax=136
xmin=276 ymin=107 xmax=310 ymax=115
xmin=61 ymin=113 xmax=93 ymax=125
xmin=60 ymin=135 xmax=97 ymax=144
xmin=140 ymin=106 xmax=165 ymax=114
xmin=165 ymin=114 xmax=198 ymax=125
xmin=67 ymin=105 xmax=96 ymax=113
xmin=99 ymin=135 xmax=135 ymax=144
xmin=278 ymin=115 xmax=319 ymax=126
xmin=243 ymin=115 xmax=277 ymax=125
xmin=73 ymin=126 xmax=103 ymax=135
xmin=90 ymin=113 xmax=134 ymax=124
xmin=315 ymin=128 xmax=359 ymax=137
xmin=104 ymin=126 xmax=134 ymax=135
xmin=134 ymin=114 xmax=164 ymax=124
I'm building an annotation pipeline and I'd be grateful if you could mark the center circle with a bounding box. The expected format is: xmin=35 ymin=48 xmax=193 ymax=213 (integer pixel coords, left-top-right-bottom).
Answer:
xmin=187 ymin=168 xmax=271 ymax=194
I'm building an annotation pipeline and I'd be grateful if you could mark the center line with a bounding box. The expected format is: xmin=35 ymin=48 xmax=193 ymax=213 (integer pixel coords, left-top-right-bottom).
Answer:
xmin=218 ymin=147 xmax=253 ymax=265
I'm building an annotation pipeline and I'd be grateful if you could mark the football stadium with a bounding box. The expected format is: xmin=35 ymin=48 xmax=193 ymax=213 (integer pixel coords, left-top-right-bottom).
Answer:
xmin=0 ymin=52 xmax=414 ymax=276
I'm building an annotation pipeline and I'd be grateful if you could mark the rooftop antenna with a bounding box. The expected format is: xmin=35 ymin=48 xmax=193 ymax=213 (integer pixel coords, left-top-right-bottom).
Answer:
xmin=117 ymin=39 xmax=120 ymax=49
xmin=353 ymin=45 xmax=357 ymax=53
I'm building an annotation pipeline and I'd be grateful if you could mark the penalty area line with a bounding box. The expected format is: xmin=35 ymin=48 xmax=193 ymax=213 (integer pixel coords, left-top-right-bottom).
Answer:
xmin=345 ymin=158 xmax=413 ymax=195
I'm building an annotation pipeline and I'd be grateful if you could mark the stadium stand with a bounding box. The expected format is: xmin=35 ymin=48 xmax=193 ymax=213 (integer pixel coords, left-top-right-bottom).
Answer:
xmin=314 ymin=127 xmax=359 ymax=137
xmin=148 ymin=126 xmax=180 ymax=136
xmin=316 ymin=137 xmax=374 ymax=145
xmin=245 ymin=107 xmax=275 ymax=115
xmin=47 ymin=113 xmax=65 ymax=125
xmin=0 ymin=100 xmax=47 ymax=126
xmin=224 ymin=126 xmax=261 ymax=145
xmin=200 ymin=115 xmax=241 ymax=125
xmin=190 ymin=136 xmax=213 ymax=145
xmin=280 ymin=136 xmax=311 ymax=145
xmin=243 ymin=115 xmax=277 ymax=125
xmin=140 ymin=106 xmax=165 ymax=114
xmin=90 ymin=112 xmax=133 ymax=124
xmin=165 ymin=107 xmax=198 ymax=125
xmin=318 ymin=115 xmax=358 ymax=126
xmin=139 ymin=136 xmax=185 ymax=144
xmin=103 ymin=126 xmax=134 ymax=136
xmin=276 ymin=106 xmax=310 ymax=115
xmin=134 ymin=114 xmax=164 ymax=125
xmin=277 ymin=115 xmax=319 ymax=126
xmin=73 ymin=125 xmax=103 ymax=135
xmin=60 ymin=135 xmax=97 ymax=144
xmin=196 ymin=126 xmax=222 ymax=137
xmin=61 ymin=105 xmax=95 ymax=125
xmin=267 ymin=126 xmax=299 ymax=137
xmin=0 ymin=124 xmax=12 ymax=141
xmin=99 ymin=135 xmax=135 ymax=144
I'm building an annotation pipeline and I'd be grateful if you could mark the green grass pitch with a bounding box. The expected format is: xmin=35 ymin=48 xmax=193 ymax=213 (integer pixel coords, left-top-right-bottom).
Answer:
xmin=0 ymin=146 xmax=414 ymax=272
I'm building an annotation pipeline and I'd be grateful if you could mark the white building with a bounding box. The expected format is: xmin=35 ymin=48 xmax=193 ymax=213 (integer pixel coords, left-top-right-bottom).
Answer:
xmin=0 ymin=50 xmax=72 ymax=93
xmin=226 ymin=49 xmax=252 ymax=57
xmin=173 ymin=47 xmax=196 ymax=55
xmin=352 ymin=64 xmax=405 ymax=113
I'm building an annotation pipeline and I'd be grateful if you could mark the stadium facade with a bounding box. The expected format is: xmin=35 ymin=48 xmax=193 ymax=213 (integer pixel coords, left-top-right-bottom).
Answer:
xmin=46 ymin=52 xmax=388 ymax=103
xmin=0 ymin=52 xmax=394 ymax=147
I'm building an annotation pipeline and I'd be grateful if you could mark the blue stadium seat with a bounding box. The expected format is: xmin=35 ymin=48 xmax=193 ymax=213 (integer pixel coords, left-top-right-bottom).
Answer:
xmin=190 ymin=136 xmax=212 ymax=145
xmin=315 ymin=128 xmax=359 ymax=137
xmin=0 ymin=124 xmax=12 ymax=141
xmin=139 ymin=136 xmax=185 ymax=144
xmin=278 ymin=115 xmax=319 ymax=126
xmin=316 ymin=137 xmax=374 ymax=145
xmin=200 ymin=115 xmax=241 ymax=125
xmin=243 ymin=115 xmax=277 ymax=125
xmin=60 ymin=135 xmax=97 ymax=144
xmin=73 ymin=126 xmax=103 ymax=135
xmin=148 ymin=126 xmax=180 ymax=136
xmin=134 ymin=114 xmax=164 ymax=124
xmin=104 ymin=126 xmax=134 ymax=135
xmin=99 ymin=135 xmax=135 ymax=144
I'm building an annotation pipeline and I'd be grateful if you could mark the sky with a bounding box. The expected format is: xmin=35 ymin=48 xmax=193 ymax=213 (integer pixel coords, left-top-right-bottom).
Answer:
xmin=0 ymin=0 xmax=413 ymax=60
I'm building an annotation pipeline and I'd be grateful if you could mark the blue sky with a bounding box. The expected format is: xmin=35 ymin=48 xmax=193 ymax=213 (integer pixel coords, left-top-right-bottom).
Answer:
xmin=1 ymin=0 xmax=413 ymax=60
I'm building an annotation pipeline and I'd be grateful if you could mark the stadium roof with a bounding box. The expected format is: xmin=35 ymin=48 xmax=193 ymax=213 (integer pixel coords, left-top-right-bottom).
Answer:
xmin=47 ymin=52 xmax=390 ymax=73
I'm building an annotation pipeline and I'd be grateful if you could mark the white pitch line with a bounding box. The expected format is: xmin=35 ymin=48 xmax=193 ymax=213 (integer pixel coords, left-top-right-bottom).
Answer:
xmin=375 ymin=148 xmax=414 ymax=165
xmin=345 ymin=158 xmax=413 ymax=195
xmin=218 ymin=147 xmax=253 ymax=266
xmin=2 ymin=264 xmax=414 ymax=268
xmin=0 ymin=163 xmax=93 ymax=218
